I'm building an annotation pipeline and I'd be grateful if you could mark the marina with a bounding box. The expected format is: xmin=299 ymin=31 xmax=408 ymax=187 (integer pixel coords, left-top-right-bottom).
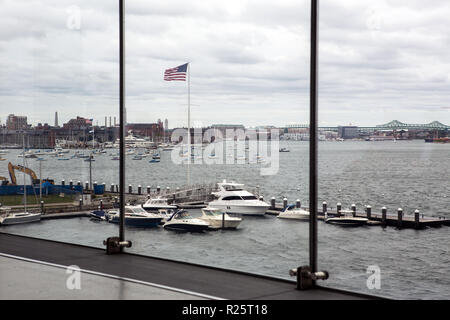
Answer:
xmin=1 ymin=0 xmax=450 ymax=302
xmin=0 ymin=140 xmax=448 ymax=299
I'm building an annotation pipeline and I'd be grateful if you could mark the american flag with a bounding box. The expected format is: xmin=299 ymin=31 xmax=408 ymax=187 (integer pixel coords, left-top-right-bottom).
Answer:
xmin=164 ymin=63 xmax=188 ymax=81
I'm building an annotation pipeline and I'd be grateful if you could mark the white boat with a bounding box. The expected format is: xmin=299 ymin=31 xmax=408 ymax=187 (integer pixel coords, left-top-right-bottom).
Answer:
xmin=142 ymin=197 xmax=177 ymax=212
xmin=277 ymin=204 xmax=309 ymax=220
xmin=0 ymin=139 xmax=41 ymax=226
xmin=199 ymin=207 xmax=242 ymax=229
xmin=0 ymin=207 xmax=41 ymax=226
xmin=163 ymin=210 xmax=209 ymax=232
xmin=208 ymin=180 xmax=269 ymax=216
xmin=325 ymin=210 xmax=368 ymax=227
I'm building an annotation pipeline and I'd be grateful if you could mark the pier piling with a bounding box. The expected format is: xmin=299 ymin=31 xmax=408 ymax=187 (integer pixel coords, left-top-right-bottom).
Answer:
xmin=157 ymin=186 xmax=161 ymax=194
xmin=147 ymin=186 xmax=151 ymax=194
xmin=283 ymin=198 xmax=288 ymax=209
xmin=138 ymin=185 xmax=142 ymax=195
xmin=61 ymin=179 xmax=65 ymax=186
xmin=322 ymin=201 xmax=327 ymax=215
xmin=381 ymin=207 xmax=387 ymax=227
xmin=128 ymin=184 xmax=132 ymax=194
xmin=415 ymin=209 xmax=420 ymax=229
xmin=69 ymin=180 xmax=73 ymax=188
xmin=296 ymin=199 xmax=301 ymax=208
xmin=366 ymin=205 xmax=371 ymax=219
xmin=40 ymin=200 xmax=44 ymax=213
xmin=270 ymin=197 xmax=276 ymax=210
xmin=77 ymin=181 xmax=81 ymax=186
xmin=111 ymin=184 xmax=114 ymax=193
xmin=351 ymin=204 xmax=356 ymax=217
xmin=100 ymin=200 xmax=103 ymax=210
xmin=397 ymin=208 xmax=403 ymax=229
xmin=337 ymin=203 xmax=342 ymax=217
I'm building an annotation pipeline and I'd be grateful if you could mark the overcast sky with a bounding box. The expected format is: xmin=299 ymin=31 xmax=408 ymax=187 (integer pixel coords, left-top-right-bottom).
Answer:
xmin=1 ymin=0 xmax=449 ymax=128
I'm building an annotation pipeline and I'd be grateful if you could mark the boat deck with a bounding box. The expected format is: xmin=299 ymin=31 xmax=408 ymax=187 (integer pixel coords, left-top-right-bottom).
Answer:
xmin=0 ymin=232 xmax=377 ymax=300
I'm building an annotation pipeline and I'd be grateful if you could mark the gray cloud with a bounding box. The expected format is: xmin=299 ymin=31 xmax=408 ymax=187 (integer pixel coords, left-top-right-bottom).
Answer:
xmin=0 ymin=0 xmax=449 ymax=127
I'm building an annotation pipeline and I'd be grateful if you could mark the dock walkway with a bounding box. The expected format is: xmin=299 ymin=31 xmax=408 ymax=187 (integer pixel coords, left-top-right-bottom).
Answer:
xmin=0 ymin=232 xmax=378 ymax=300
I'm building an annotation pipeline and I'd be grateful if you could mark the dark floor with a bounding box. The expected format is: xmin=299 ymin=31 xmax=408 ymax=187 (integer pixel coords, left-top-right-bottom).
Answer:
xmin=0 ymin=232 xmax=377 ymax=300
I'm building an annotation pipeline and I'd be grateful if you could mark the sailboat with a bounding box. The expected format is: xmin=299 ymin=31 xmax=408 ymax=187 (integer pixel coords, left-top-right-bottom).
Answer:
xmin=0 ymin=133 xmax=41 ymax=226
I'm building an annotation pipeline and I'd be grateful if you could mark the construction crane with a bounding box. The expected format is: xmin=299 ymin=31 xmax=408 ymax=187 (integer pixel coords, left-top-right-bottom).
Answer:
xmin=7 ymin=162 xmax=54 ymax=186
xmin=0 ymin=176 xmax=8 ymax=186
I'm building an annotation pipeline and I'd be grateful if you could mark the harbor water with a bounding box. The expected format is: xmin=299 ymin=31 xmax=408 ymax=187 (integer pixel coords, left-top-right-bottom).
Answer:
xmin=1 ymin=140 xmax=449 ymax=299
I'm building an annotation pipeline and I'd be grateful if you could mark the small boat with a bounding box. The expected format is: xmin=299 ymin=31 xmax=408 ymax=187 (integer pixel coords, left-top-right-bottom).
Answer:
xmin=163 ymin=210 xmax=209 ymax=232
xmin=132 ymin=155 xmax=143 ymax=160
xmin=149 ymin=159 xmax=160 ymax=163
xmin=106 ymin=205 xmax=162 ymax=227
xmin=325 ymin=210 xmax=368 ymax=227
xmin=111 ymin=156 xmax=120 ymax=160
xmin=152 ymin=153 xmax=160 ymax=159
xmin=277 ymin=204 xmax=309 ymax=220
xmin=143 ymin=197 xmax=177 ymax=212
xmin=199 ymin=207 xmax=242 ymax=229
xmin=279 ymin=147 xmax=290 ymax=152
xmin=57 ymin=158 xmax=70 ymax=161
xmin=89 ymin=210 xmax=106 ymax=220
xmin=0 ymin=207 xmax=41 ymax=226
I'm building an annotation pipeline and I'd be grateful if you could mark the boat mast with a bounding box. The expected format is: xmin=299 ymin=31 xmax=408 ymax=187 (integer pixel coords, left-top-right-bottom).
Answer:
xmin=22 ymin=132 xmax=27 ymax=213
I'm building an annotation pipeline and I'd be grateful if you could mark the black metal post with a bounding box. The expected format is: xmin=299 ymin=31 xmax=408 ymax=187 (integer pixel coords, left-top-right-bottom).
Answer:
xmin=309 ymin=0 xmax=319 ymax=280
xmin=119 ymin=0 xmax=125 ymax=245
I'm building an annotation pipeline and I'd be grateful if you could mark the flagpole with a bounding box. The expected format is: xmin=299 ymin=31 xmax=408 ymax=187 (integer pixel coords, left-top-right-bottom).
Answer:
xmin=187 ymin=62 xmax=191 ymax=186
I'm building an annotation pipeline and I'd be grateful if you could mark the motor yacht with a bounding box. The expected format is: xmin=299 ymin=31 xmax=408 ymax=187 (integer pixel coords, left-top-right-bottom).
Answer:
xmin=208 ymin=180 xmax=269 ymax=216
xmin=277 ymin=204 xmax=309 ymax=220
xmin=142 ymin=197 xmax=177 ymax=212
xmin=163 ymin=210 xmax=209 ymax=232
xmin=199 ymin=207 xmax=242 ymax=229
xmin=106 ymin=205 xmax=162 ymax=227
xmin=325 ymin=209 xmax=368 ymax=227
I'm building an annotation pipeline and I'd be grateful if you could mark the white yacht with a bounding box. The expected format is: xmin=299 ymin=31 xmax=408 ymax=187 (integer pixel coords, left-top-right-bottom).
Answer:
xmin=142 ymin=197 xmax=177 ymax=212
xmin=199 ymin=207 xmax=242 ymax=229
xmin=277 ymin=204 xmax=309 ymax=220
xmin=115 ymin=131 xmax=156 ymax=149
xmin=163 ymin=210 xmax=209 ymax=232
xmin=208 ymin=180 xmax=270 ymax=216
xmin=0 ymin=207 xmax=41 ymax=226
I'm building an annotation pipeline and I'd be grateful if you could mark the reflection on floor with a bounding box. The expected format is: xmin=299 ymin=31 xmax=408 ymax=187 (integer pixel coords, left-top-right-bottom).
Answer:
xmin=0 ymin=256 xmax=206 ymax=300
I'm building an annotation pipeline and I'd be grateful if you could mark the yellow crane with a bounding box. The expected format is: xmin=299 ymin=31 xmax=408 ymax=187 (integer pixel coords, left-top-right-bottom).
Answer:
xmin=7 ymin=162 xmax=54 ymax=186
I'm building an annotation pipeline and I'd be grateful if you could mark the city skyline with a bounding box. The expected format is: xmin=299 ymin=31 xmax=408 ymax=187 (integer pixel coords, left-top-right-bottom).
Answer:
xmin=1 ymin=1 xmax=450 ymax=127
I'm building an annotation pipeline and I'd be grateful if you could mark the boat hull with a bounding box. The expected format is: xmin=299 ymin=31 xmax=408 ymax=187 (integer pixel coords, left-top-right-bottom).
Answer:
xmin=208 ymin=202 xmax=269 ymax=216
xmin=109 ymin=216 xmax=161 ymax=228
xmin=163 ymin=222 xmax=209 ymax=232
xmin=0 ymin=213 xmax=41 ymax=225
xmin=325 ymin=218 xmax=368 ymax=227
xmin=277 ymin=213 xmax=309 ymax=220
xmin=202 ymin=218 xmax=241 ymax=229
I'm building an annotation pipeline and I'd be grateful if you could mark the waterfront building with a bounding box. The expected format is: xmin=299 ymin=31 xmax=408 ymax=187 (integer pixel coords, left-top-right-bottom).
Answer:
xmin=6 ymin=114 xmax=28 ymax=130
